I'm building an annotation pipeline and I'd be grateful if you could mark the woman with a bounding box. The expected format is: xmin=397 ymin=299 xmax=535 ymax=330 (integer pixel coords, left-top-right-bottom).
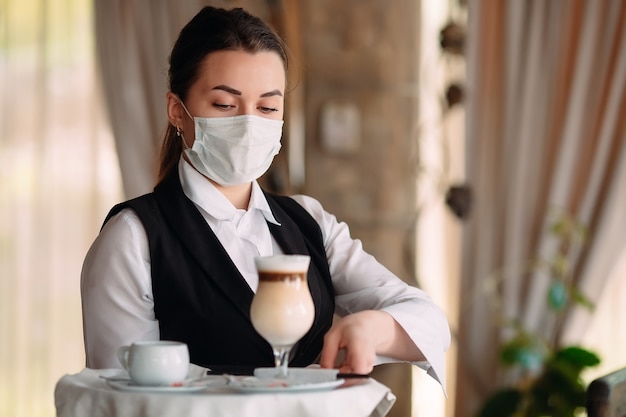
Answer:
xmin=81 ymin=6 xmax=450 ymax=388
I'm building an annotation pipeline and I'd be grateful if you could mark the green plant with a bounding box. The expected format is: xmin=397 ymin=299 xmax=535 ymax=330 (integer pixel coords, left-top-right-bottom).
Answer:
xmin=476 ymin=211 xmax=601 ymax=417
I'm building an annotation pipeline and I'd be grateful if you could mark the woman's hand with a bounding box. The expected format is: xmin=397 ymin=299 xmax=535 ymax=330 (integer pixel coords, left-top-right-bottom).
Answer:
xmin=319 ymin=310 xmax=423 ymax=374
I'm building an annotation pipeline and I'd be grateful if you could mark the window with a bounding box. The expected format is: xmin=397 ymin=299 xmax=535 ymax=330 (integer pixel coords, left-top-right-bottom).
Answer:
xmin=0 ymin=1 xmax=122 ymax=416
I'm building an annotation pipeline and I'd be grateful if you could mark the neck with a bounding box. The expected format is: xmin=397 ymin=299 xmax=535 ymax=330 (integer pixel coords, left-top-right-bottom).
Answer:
xmin=211 ymin=180 xmax=252 ymax=210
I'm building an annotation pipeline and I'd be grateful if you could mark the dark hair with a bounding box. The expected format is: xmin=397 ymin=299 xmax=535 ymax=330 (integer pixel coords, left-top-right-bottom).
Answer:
xmin=157 ymin=6 xmax=289 ymax=182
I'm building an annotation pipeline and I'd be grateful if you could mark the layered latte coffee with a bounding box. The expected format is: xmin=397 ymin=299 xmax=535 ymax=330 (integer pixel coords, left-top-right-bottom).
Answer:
xmin=250 ymin=255 xmax=315 ymax=347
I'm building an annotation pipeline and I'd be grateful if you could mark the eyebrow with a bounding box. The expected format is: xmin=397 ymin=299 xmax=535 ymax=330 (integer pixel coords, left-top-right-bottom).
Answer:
xmin=260 ymin=89 xmax=283 ymax=98
xmin=212 ymin=85 xmax=283 ymax=98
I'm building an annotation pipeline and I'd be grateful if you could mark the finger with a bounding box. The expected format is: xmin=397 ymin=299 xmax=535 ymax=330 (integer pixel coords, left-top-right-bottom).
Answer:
xmin=343 ymin=343 xmax=375 ymax=374
xmin=344 ymin=356 xmax=374 ymax=374
xmin=319 ymin=329 xmax=341 ymax=369
xmin=337 ymin=363 xmax=353 ymax=374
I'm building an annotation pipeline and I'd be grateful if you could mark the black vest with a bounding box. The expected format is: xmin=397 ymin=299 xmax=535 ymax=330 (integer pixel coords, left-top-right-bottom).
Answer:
xmin=103 ymin=170 xmax=335 ymax=369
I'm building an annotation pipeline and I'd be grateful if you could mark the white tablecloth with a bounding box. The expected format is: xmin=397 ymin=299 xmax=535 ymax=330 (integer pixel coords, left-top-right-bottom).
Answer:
xmin=54 ymin=368 xmax=396 ymax=417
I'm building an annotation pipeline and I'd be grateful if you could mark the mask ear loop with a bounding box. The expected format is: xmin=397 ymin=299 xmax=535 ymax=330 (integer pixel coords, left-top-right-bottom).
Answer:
xmin=174 ymin=94 xmax=194 ymax=150
xmin=176 ymin=95 xmax=195 ymax=121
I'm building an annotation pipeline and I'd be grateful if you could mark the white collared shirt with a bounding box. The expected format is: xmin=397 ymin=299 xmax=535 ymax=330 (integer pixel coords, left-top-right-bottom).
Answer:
xmin=81 ymin=159 xmax=450 ymax=389
xmin=181 ymin=160 xmax=282 ymax=292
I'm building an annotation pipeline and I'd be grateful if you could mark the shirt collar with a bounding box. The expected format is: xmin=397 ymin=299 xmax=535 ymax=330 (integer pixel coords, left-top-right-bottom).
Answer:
xmin=179 ymin=157 xmax=280 ymax=225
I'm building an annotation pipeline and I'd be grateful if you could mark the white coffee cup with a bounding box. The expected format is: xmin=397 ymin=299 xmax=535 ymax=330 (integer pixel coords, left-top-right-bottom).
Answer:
xmin=117 ymin=341 xmax=189 ymax=386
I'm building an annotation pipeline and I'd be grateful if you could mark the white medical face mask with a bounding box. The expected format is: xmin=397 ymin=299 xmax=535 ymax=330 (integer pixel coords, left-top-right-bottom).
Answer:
xmin=179 ymin=102 xmax=283 ymax=186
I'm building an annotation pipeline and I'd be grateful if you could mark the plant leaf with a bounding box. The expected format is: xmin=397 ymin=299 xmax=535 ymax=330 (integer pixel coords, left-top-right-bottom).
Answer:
xmin=551 ymin=254 xmax=569 ymax=278
xmin=475 ymin=389 xmax=522 ymax=417
xmin=571 ymin=287 xmax=595 ymax=311
xmin=501 ymin=335 xmax=546 ymax=370
xmin=532 ymin=368 xmax=587 ymax=414
xmin=548 ymin=281 xmax=568 ymax=311
xmin=553 ymin=346 xmax=601 ymax=369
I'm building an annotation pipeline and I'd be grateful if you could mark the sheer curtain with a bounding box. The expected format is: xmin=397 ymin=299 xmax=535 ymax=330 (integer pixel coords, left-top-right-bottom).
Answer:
xmin=0 ymin=1 xmax=122 ymax=416
xmin=455 ymin=1 xmax=626 ymax=416
xmin=94 ymin=0 xmax=211 ymax=198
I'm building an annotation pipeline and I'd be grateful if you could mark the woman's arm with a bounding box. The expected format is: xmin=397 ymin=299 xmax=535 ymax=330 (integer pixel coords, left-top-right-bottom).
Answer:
xmin=291 ymin=194 xmax=451 ymax=387
xmin=320 ymin=309 xmax=423 ymax=373
xmin=80 ymin=209 xmax=159 ymax=369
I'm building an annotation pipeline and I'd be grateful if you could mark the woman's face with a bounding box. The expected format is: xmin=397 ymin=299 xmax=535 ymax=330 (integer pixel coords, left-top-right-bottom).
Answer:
xmin=170 ymin=50 xmax=286 ymax=144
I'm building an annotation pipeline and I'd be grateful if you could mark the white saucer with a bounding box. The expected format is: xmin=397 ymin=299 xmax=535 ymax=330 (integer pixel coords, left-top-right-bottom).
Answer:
xmin=227 ymin=376 xmax=345 ymax=393
xmin=253 ymin=367 xmax=340 ymax=383
xmin=106 ymin=377 xmax=223 ymax=393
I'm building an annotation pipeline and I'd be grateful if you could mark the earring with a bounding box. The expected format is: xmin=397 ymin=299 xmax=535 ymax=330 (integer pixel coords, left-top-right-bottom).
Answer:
xmin=176 ymin=126 xmax=182 ymax=137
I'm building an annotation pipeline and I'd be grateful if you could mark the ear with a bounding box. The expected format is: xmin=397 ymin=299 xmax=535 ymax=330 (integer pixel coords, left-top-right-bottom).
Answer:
xmin=166 ymin=92 xmax=185 ymax=129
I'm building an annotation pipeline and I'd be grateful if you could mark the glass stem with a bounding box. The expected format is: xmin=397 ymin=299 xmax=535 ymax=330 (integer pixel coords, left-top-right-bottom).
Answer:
xmin=272 ymin=346 xmax=291 ymax=378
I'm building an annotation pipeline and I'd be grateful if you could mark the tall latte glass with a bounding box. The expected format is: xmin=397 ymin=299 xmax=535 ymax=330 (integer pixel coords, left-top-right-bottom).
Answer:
xmin=250 ymin=255 xmax=314 ymax=378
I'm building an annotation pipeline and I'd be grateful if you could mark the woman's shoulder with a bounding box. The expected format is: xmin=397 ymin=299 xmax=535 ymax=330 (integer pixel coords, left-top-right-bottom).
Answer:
xmin=104 ymin=206 xmax=142 ymax=225
xmin=288 ymin=194 xmax=325 ymax=216
xmin=99 ymin=206 xmax=146 ymax=241
xmin=104 ymin=193 xmax=157 ymax=223
xmin=287 ymin=194 xmax=342 ymax=236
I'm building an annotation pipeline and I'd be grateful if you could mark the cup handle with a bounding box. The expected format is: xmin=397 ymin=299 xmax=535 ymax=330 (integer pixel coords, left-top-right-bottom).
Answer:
xmin=117 ymin=345 xmax=130 ymax=371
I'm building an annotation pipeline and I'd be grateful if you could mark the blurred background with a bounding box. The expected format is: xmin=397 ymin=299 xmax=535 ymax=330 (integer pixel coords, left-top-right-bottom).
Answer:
xmin=1 ymin=1 xmax=624 ymax=416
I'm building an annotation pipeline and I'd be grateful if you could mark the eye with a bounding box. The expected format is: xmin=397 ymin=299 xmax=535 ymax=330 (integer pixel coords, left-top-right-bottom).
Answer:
xmin=213 ymin=103 xmax=235 ymax=110
xmin=258 ymin=106 xmax=279 ymax=114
